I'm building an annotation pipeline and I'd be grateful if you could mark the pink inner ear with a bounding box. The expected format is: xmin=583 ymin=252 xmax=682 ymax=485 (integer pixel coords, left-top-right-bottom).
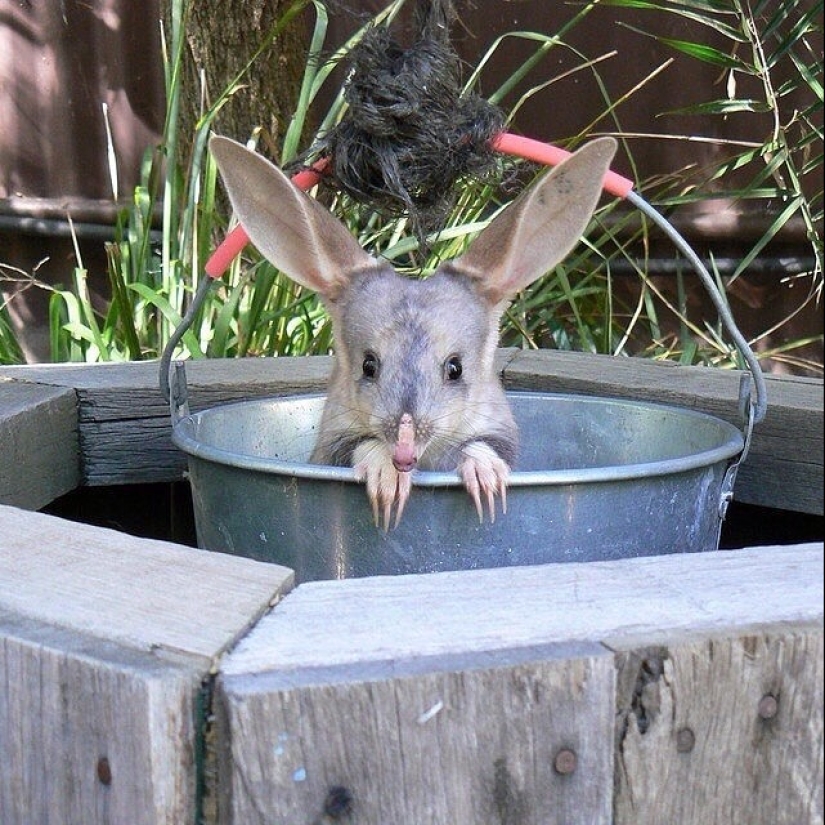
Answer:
xmin=450 ymin=137 xmax=618 ymax=303
xmin=206 ymin=158 xmax=330 ymax=279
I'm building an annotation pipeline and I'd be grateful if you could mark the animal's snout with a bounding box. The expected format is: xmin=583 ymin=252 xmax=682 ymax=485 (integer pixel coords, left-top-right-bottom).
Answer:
xmin=392 ymin=413 xmax=418 ymax=472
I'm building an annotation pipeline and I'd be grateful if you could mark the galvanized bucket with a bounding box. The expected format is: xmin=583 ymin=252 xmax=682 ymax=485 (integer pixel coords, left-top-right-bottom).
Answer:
xmin=169 ymin=384 xmax=750 ymax=582
xmin=161 ymin=144 xmax=766 ymax=583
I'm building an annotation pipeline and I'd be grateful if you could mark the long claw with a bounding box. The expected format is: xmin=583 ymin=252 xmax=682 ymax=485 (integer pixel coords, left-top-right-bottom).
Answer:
xmin=486 ymin=486 xmax=496 ymax=524
xmin=460 ymin=463 xmax=484 ymax=522
xmin=459 ymin=443 xmax=510 ymax=525
xmin=393 ymin=471 xmax=412 ymax=529
xmin=354 ymin=443 xmax=414 ymax=530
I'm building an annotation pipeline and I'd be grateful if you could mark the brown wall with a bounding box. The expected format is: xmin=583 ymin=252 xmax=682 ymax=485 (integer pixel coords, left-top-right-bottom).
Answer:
xmin=0 ymin=0 xmax=163 ymax=204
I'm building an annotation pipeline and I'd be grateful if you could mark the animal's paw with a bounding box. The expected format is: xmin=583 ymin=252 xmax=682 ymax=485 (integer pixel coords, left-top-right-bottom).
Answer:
xmin=459 ymin=442 xmax=510 ymax=524
xmin=353 ymin=442 xmax=413 ymax=531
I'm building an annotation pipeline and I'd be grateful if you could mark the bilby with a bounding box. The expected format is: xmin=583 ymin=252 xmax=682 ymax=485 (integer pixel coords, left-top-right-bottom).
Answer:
xmin=210 ymin=135 xmax=616 ymax=529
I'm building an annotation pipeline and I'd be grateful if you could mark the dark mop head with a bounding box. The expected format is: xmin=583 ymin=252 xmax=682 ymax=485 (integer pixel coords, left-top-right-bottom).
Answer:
xmin=300 ymin=0 xmax=506 ymax=247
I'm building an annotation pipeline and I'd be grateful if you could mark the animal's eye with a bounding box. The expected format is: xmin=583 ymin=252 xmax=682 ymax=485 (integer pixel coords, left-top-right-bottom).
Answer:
xmin=362 ymin=352 xmax=379 ymax=380
xmin=444 ymin=354 xmax=463 ymax=381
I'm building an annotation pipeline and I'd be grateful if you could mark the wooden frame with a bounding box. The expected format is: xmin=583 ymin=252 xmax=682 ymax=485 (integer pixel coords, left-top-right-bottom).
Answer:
xmin=1 ymin=351 xmax=822 ymax=823
xmin=1 ymin=349 xmax=821 ymax=513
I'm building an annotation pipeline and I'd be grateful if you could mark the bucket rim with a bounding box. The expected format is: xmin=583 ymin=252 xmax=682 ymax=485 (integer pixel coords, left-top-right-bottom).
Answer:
xmin=171 ymin=390 xmax=744 ymax=487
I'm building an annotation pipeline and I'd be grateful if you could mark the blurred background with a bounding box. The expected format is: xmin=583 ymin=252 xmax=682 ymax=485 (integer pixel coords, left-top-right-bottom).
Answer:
xmin=1 ymin=0 xmax=821 ymax=372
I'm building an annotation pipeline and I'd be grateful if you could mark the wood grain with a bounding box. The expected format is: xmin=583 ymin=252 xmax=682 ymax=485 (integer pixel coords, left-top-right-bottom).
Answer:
xmin=1 ymin=613 xmax=197 ymax=825
xmin=0 ymin=504 xmax=293 ymax=661
xmin=221 ymin=544 xmax=822 ymax=677
xmin=219 ymin=644 xmax=614 ymax=825
xmin=217 ymin=543 xmax=823 ymax=823
xmin=612 ymin=626 xmax=824 ymax=825
xmin=0 ymin=505 xmax=294 ymax=824
xmin=0 ymin=379 xmax=79 ymax=508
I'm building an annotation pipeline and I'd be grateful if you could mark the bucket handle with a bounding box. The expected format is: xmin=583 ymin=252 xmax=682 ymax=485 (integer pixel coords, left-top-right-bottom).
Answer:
xmin=160 ymin=132 xmax=767 ymax=450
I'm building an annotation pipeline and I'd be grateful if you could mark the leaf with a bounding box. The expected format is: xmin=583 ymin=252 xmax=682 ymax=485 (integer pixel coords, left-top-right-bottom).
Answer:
xmin=730 ymin=196 xmax=805 ymax=281
xmin=765 ymin=4 xmax=823 ymax=70
xmin=663 ymin=98 xmax=773 ymax=116
xmin=126 ymin=283 xmax=205 ymax=358
xmin=106 ymin=242 xmax=143 ymax=360
xmin=608 ymin=1 xmax=744 ymax=41
xmin=620 ymin=24 xmax=745 ymax=68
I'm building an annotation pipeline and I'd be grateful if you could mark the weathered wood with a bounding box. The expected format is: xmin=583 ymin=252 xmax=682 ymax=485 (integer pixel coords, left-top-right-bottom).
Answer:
xmin=503 ymin=349 xmax=824 ymax=515
xmin=1 ymin=613 xmax=198 ymax=825
xmin=0 ymin=379 xmax=79 ymax=508
xmin=0 ymin=504 xmax=293 ymax=658
xmin=217 ymin=544 xmax=823 ymax=824
xmin=218 ymin=645 xmax=614 ymax=824
xmin=220 ymin=544 xmax=822 ymax=675
xmin=611 ymin=625 xmax=824 ymax=825
xmin=0 ymin=357 xmax=332 ymax=485
xmin=0 ymin=350 xmax=821 ymax=514
xmin=0 ymin=504 xmax=294 ymax=824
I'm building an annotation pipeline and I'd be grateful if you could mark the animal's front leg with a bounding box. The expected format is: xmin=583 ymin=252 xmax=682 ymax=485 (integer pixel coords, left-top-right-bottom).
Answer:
xmin=458 ymin=441 xmax=510 ymax=524
xmin=353 ymin=441 xmax=413 ymax=531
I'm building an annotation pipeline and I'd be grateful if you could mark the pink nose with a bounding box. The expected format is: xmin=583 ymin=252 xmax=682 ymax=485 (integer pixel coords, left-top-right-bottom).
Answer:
xmin=392 ymin=443 xmax=417 ymax=472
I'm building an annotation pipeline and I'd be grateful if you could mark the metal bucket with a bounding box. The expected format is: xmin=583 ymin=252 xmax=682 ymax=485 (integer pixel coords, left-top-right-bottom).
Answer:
xmin=171 ymin=388 xmax=746 ymax=582
xmin=161 ymin=140 xmax=766 ymax=583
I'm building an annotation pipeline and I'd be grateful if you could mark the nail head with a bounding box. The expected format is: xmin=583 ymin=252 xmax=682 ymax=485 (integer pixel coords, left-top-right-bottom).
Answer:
xmin=758 ymin=694 xmax=778 ymax=720
xmin=324 ymin=785 xmax=353 ymax=819
xmin=553 ymin=748 xmax=577 ymax=775
xmin=96 ymin=757 xmax=112 ymax=786
xmin=676 ymin=727 xmax=695 ymax=753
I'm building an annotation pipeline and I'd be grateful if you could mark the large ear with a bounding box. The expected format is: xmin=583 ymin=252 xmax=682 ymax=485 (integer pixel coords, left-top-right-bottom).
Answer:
xmin=453 ymin=137 xmax=618 ymax=304
xmin=210 ymin=136 xmax=375 ymax=299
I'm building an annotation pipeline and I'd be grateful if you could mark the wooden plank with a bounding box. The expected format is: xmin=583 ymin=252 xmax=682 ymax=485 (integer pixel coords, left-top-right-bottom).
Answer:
xmin=1 ymin=351 xmax=820 ymax=514
xmin=0 ymin=357 xmax=333 ymax=485
xmin=218 ymin=644 xmax=614 ymax=824
xmin=503 ymin=349 xmax=824 ymax=515
xmin=0 ymin=504 xmax=294 ymax=824
xmin=611 ymin=625 xmax=823 ymax=825
xmin=0 ymin=379 xmax=79 ymax=509
xmin=217 ymin=544 xmax=822 ymax=823
xmin=1 ymin=612 xmax=198 ymax=825
xmin=0 ymin=504 xmax=293 ymax=660
xmin=221 ymin=544 xmax=822 ymax=676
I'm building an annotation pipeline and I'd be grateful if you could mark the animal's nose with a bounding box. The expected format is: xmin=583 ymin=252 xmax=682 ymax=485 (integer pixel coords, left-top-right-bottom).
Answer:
xmin=392 ymin=413 xmax=417 ymax=472
xmin=392 ymin=443 xmax=417 ymax=473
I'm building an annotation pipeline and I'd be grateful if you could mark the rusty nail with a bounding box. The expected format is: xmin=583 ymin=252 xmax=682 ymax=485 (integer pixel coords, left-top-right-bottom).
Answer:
xmin=676 ymin=727 xmax=695 ymax=753
xmin=553 ymin=748 xmax=577 ymax=775
xmin=758 ymin=694 xmax=778 ymax=720
xmin=96 ymin=757 xmax=112 ymax=786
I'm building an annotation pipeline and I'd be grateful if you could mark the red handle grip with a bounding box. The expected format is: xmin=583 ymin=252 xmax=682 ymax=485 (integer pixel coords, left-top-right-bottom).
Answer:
xmin=204 ymin=133 xmax=634 ymax=279
xmin=491 ymin=133 xmax=634 ymax=199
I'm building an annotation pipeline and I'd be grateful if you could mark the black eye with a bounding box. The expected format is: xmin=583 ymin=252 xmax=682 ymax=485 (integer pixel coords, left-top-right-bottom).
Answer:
xmin=362 ymin=352 xmax=379 ymax=379
xmin=445 ymin=355 xmax=463 ymax=381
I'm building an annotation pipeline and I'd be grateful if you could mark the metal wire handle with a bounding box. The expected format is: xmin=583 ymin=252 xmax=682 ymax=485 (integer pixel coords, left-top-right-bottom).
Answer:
xmin=160 ymin=136 xmax=768 ymax=437
xmin=627 ymin=190 xmax=767 ymax=424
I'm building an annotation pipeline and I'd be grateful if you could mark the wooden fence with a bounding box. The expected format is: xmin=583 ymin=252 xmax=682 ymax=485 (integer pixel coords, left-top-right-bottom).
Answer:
xmin=0 ymin=350 xmax=822 ymax=823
